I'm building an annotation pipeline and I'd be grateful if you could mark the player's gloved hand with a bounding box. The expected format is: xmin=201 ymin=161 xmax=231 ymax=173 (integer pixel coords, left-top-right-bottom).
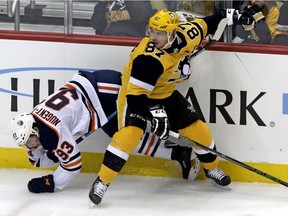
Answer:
xmin=242 ymin=4 xmax=264 ymax=22
xmin=241 ymin=4 xmax=265 ymax=30
xmin=27 ymin=174 xmax=55 ymax=193
xmin=150 ymin=105 xmax=170 ymax=140
xmin=224 ymin=5 xmax=264 ymax=30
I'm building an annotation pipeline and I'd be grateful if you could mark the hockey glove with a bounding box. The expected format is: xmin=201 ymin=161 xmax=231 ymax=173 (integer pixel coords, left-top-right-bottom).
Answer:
xmin=224 ymin=5 xmax=264 ymax=30
xmin=243 ymin=4 xmax=265 ymax=22
xmin=27 ymin=174 xmax=55 ymax=193
xmin=150 ymin=105 xmax=170 ymax=140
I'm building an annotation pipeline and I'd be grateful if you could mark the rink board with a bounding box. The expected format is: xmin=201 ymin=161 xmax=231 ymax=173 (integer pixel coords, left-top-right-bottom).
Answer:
xmin=2 ymin=147 xmax=288 ymax=184
xmin=0 ymin=37 xmax=288 ymax=184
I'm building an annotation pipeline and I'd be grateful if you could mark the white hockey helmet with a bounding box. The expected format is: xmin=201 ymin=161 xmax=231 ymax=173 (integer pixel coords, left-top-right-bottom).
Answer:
xmin=11 ymin=113 xmax=39 ymax=148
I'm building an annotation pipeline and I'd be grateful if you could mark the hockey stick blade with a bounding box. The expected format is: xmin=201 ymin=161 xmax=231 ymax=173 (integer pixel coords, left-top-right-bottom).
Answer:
xmin=190 ymin=18 xmax=228 ymax=60
xmin=169 ymin=131 xmax=288 ymax=187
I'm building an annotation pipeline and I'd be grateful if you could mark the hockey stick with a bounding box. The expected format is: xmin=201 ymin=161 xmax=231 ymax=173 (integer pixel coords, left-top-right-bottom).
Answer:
xmin=169 ymin=131 xmax=288 ymax=187
xmin=190 ymin=18 xmax=229 ymax=60
xmin=76 ymin=111 xmax=117 ymax=144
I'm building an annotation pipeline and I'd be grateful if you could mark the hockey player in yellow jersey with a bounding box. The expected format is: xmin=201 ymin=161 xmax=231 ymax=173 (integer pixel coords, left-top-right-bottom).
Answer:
xmin=90 ymin=8 xmax=259 ymax=205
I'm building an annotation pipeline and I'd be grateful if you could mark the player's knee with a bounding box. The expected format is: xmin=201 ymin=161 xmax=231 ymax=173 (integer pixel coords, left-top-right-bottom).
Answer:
xmin=179 ymin=120 xmax=212 ymax=146
xmin=112 ymin=126 xmax=144 ymax=153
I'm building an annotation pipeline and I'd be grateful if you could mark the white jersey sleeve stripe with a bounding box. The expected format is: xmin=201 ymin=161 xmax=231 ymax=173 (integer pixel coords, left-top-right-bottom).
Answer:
xmin=129 ymin=77 xmax=154 ymax=91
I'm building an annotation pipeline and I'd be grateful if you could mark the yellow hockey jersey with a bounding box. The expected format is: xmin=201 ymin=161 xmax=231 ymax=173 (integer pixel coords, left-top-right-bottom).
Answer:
xmin=122 ymin=19 xmax=208 ymax=100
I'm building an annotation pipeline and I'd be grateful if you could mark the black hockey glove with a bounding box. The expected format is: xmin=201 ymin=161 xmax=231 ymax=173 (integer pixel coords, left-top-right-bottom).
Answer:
xmin=242 ymin=4 xmax=265 ymax=22
xmin=27 ymin=174 xmax=55 ymax=193
xmin=224 ymin=5 xmax=264 ymax=30
xmin=241 ymin=4 xmax=265 ymax=30
xmin=150 ymin=105 xmax=170 ymax=140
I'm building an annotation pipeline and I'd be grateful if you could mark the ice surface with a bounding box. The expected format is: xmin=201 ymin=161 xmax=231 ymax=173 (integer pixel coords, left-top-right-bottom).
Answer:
xmin=1 ymin=168 xmax=288 ymax=216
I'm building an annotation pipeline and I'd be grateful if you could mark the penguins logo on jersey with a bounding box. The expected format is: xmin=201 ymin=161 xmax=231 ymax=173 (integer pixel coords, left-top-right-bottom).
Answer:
xmin=177 ymin=55 xmax=191 ymax=80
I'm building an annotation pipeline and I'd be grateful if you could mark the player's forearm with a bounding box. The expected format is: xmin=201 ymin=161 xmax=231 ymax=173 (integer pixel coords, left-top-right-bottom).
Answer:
xmin=53 ymin=166 xmax=80 ymax=190
xmin=202 ymin=14 xmax=223 ymax=35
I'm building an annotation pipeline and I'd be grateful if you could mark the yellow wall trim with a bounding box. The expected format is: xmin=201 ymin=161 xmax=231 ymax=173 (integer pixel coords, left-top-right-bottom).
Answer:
xmin=1 ymin=147 xmax=288 ymax=184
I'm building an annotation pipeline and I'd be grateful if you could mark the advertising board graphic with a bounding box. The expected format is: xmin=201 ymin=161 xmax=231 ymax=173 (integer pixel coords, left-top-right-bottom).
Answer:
xmin=1 ymin=39 xmax=288 ymax=164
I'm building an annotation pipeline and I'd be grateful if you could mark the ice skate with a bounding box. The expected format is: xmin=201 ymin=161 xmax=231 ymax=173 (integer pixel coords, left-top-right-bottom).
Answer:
xmin=204 ymin=167 xmax=231 ymax=189
xmin=89 ymin=176 xmax=109 ymax=206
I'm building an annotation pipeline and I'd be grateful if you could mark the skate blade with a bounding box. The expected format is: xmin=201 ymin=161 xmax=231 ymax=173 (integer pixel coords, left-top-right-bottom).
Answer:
xmin=88 ymin=200 xmax=98 ymax=209
xmin=209 ymin=179 xmax=232 ymax=191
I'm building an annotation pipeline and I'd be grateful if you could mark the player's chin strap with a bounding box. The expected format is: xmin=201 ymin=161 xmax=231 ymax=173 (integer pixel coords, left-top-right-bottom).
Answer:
xmin=162 ymin=31 xmax=177 ymax=50
xmin=168 ymin=131 xmax=288 ymax=187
